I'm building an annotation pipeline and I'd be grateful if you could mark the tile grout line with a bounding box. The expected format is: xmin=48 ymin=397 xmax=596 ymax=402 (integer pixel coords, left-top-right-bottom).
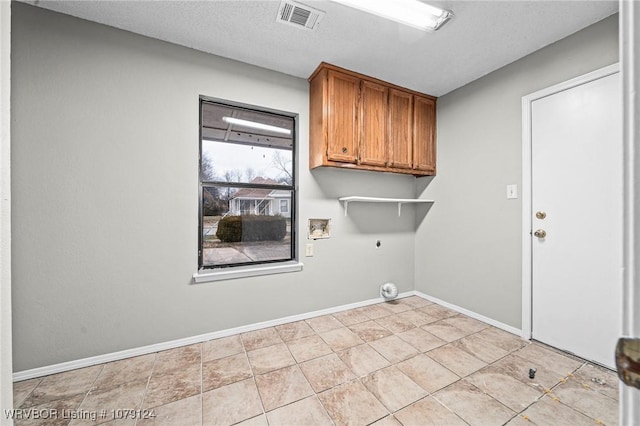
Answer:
xmin=248 ymin=308 xmax=597 ymax=424
xmin=291 ymin=319 xmax=337 ymax=426
xmin=502 ymin=360 xmax=587 ymax=425
xmin=276 ymin=323 xmax=318 ymax=418
xmin=428 ymin=392 xmax=473 ymax=426
xmin=249 ymin=318 xmax=346 ymax=424
xmin=458 ymin=339 xmax=550 ymax=424
xmin=16 ymin=305 xmax=447 ymax=422
xmin=13 ymin=377 xmax=43 ymax=410
xmin=571 ymin=363 xmax=620 ymax=402
xmin=199 ymin=343 xmax=203 ymax=426
xmin=242 ymin=334 xmax=268 ymax=423
xmin=386 ymin=306 xmax=535 ymax=425
xmin=259 ymin=310 xmax=397 ymax=423
xmin=78 ymin=364 xmax=106 ymax=426
xmin=133 ymin=352 xmax=158 ymax=426
xmin=15 ymin=300 xmax=616 ymax=426
xmin=356 ymin=303 xmax=425 ymax=423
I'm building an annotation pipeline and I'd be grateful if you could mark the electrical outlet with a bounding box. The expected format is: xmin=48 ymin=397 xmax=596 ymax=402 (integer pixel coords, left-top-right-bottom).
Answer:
xmin=305 ymin=243 xmax=314 ymax=257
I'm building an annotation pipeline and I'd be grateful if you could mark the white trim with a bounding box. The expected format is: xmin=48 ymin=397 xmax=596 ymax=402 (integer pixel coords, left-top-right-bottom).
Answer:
xmin=13 ymin=291 xmax=414 ymax=381
xmin=193 ymin=261 xmax=303 ymax=283
xmin=0 ymin=0 xmax=12 ymax=417
xmin=521 ymin=92 xmax=533 ymax=340
xmin=620 ymin=0 xmax=640 ymax=423
xmin=520 ymin=63 xmax=620 ymax=341
xmin=414 ymin=291 xmax=523 ymax=337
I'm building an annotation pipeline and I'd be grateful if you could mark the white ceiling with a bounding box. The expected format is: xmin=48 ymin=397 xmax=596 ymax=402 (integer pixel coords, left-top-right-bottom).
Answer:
xmin=24 ymin=0 xmax=618 ymax=96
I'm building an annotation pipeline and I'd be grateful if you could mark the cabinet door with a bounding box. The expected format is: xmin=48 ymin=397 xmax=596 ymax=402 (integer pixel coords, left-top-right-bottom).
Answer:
xmin=327 ymin=70 xmax=359 ymax=163
xmin=413 ymin=96 xmax=436 ymax=174
xmin=388 ymin=89 xmax=413 ymax=169
xmin=359 ymin=80 xmax=388 ymax=167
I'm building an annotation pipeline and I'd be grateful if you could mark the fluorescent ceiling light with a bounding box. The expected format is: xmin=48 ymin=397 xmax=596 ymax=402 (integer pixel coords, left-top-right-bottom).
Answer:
xmin=223 ymin=117 xmax=292 ymax=135
xmin=332 ymin=0 xmax=453 ymax=31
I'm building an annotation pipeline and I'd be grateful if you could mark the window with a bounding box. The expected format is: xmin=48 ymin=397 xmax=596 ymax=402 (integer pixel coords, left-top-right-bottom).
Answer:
xmin=199 ymin=98 xmax=296 ymax=269
xmin=280 ymin=199 xmax=289 ymax=214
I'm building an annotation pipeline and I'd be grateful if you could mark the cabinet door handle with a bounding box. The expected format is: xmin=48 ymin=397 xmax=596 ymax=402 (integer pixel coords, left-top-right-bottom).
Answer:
xmin=342 ymin=147 xmax=348 ymax=153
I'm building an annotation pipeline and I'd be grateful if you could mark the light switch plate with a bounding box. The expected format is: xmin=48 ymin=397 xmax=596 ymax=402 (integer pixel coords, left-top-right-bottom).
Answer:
xmin=305 ymin=243 xmax=314 ymax=257
xmin=507 ymin=184 xmax=518 ymax=199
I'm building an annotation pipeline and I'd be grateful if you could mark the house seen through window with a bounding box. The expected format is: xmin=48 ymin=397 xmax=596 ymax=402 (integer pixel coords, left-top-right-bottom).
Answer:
xmin=199 ymin=98 xmax=296 ymax=269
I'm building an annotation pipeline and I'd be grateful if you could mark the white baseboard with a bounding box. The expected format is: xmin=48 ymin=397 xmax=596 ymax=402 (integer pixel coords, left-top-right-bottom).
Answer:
xmin=414 ymin=291 xmax=523 ymax=337
xmin=13 ymin=291 xmax=415 ymax=382
xmin=14 ymin=291 xmax=524 ymax=381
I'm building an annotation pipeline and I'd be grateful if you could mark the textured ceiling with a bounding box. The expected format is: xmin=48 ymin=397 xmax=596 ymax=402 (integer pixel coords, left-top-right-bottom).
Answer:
xmin=24 ymin=0 xmax=618 ymax=96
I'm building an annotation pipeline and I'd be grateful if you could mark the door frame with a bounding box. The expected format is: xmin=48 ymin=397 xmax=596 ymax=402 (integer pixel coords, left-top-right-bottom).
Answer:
xmin=0 ymin=0 xmax=11 ymax=415
xmin=520 ymin=62 xmax=620 ymax=342
xmin=620 ymin=0 xmax=640 ymax=423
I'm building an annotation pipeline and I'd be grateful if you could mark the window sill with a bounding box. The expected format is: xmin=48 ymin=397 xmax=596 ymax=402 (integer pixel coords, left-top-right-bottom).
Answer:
xmin=192 ymin=261 xmax=304 ymax=283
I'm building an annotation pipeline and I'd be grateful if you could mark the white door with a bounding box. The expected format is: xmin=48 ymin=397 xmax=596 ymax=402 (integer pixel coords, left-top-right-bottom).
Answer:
xmin=531 ymin=69 xmax=622 ymax=369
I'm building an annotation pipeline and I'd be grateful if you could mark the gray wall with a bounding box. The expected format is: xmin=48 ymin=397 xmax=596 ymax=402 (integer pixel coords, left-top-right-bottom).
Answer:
xmin=415 ymin=14 xmax=619 ymax=329
xmin=11 ymin=3 xmax=416 ymax=371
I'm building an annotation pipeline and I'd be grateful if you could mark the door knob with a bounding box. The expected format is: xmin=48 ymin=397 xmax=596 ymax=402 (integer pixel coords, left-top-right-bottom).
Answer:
xmin=536 ymin=211 xmax=547 ymax=219
xmin=616 ymin=338 xmax=640 ymax=389
xmin=534 ymin=229 xmax=547 ymax=238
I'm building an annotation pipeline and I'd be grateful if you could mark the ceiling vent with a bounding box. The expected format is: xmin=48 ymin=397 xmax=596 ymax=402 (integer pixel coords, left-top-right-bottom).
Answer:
xmin=276 ymin=1 xmax=325 ymax=31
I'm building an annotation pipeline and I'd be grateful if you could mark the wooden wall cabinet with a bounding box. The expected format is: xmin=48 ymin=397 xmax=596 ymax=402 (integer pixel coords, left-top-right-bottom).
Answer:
xmin=326 ymin=70 xmax=359 ymax=164
xmin=309 ymin=62 xmax=437 ymax=177
xmin=413 ymin=95 xmax=437 ymax=174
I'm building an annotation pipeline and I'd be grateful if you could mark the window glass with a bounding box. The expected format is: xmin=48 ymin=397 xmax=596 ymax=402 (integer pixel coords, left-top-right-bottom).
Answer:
xmin=202 ymin=140 xmax=292 ymax=185
xmin=200 ymin=99 xmax=296 ymax=269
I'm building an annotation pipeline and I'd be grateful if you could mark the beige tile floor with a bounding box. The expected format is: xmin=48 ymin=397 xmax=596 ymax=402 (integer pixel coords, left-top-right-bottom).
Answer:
xmin=12 ymin=296 xmax=619 ymax=425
